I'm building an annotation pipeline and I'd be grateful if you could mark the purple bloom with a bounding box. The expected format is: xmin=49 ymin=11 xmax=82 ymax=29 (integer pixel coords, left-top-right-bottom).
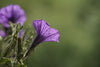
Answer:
xmin=19 ymin=30 xmax=25 ymax=38
xmin=0 ymin=5 xmax=26 ymax=37
xmin=25 ymin=20 xmax=60 ymax=57
xmin=0 ymin=31 xmax=6 ymax=37
xmin=0 ymin=5 xmax=26 ymax=28
xmin=33 ymin=20 xmax=60 ymax=45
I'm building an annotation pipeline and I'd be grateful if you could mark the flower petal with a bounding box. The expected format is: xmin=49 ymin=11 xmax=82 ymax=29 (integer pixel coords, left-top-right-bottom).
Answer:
xmin=33 ymin=20 xmax=60 ymax=43
xmin=43 ymin=28 xmax=60 ymax=42
xmin=0 ymin=15 xmax=9 ymax=28
xmin=0 ymin=30 xmax=6 ymax=37
xmin=17 ymin=15 xmax=26 ymax=26
xmin=33 ymin=20 xmax=50 ymax=34
xmin=5 ymin=5 xmax=13 ymax=18
xmin=19 ymin=30 xmax=24 ymax=38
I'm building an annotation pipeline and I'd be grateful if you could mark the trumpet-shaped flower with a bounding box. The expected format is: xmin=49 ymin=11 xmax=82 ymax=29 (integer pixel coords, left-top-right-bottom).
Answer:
xmin=32 ymin=20 xmax=60 ymax=47
xmin=0 ymin=5 xmax=26 ymax=28
xmin=25 ymin=20 xmax=60 ymax=57
xmin=0 ymin=5 xmax=26 ymax=37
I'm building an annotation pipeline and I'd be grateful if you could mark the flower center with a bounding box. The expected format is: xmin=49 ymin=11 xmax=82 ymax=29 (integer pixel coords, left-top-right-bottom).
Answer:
xmin=9 ymin=16 xmax=17 ymax=23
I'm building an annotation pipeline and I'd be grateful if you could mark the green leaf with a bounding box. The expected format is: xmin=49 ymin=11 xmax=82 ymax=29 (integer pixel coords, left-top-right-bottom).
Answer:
xmin=0 ymin=57 xmax=11 ymax=64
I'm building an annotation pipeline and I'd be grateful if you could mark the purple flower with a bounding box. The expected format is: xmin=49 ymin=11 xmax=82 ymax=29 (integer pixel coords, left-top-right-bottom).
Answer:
xmin=0 ymin=5 xmax=26 ymax=28
xmin=0 ymin=5 xmax=26 ymax=37
xmin=25 ymin=20 xmax=60 ymax=57
xmin=33 ymin=20 xmax=60 ymax=46
xmin=0 ymin=31 xmax=6 ymax=37
xmin=19 ymin=30 xmax=25 ymax=38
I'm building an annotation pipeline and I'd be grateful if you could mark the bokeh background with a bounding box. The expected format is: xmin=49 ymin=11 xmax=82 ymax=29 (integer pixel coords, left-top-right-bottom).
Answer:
xmin=0 ymin=0 xmax=100 ymax=67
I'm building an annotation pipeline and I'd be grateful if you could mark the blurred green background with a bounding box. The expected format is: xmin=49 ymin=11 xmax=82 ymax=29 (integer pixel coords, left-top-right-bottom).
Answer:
xmin=0 ymin=0 xmax=100 ymax=67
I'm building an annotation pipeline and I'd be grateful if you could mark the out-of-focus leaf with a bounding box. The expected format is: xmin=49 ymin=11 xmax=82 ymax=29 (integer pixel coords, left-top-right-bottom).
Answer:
xmin=0 ymin=57 xmax=11 ymax=64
